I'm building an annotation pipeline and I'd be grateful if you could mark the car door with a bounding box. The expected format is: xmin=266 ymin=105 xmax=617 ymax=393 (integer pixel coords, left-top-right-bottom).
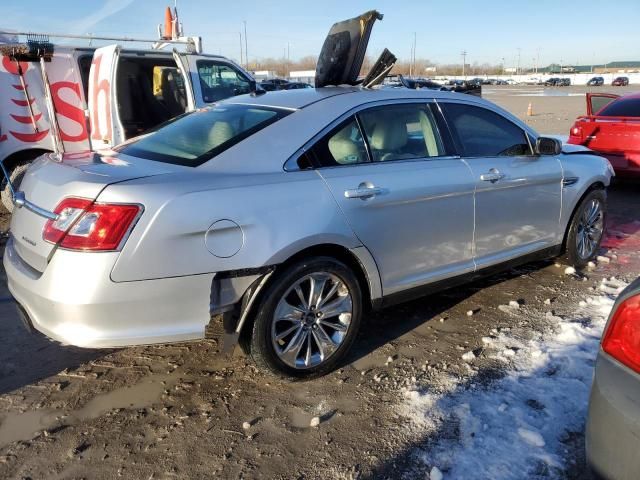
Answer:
xmin=189 ymin=57 xmax=254 ymax=105
xmin=315 ymin=102 xmax=476 ymax=295
xmin=439 ymin=101 xmax=563 ymax=268
xmin=88 ymin=45 xmax=194 ymax=149
xmin=587 ymin=93 xmax=619 ymax=116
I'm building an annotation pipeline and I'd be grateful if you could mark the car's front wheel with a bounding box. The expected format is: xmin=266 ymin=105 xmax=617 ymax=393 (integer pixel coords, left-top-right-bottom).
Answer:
xmin=249 ymin=257 xmax=362 ymax=379
xmin=564 ymin=189 xmax=607 ymax=268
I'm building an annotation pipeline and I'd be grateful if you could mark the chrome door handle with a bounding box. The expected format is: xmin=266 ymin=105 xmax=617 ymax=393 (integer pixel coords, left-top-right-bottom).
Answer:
xmin=344 ymin=185 xmax=384 ymax=199
xmin=480 ymin=169 xmax=505 ymax=183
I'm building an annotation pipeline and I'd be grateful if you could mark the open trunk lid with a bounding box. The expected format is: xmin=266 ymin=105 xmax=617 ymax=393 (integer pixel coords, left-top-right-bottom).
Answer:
xmin=314 ymin=10 xmax=382 ymax=88
xmin=9 ymin=151 xmax=172 ymax=272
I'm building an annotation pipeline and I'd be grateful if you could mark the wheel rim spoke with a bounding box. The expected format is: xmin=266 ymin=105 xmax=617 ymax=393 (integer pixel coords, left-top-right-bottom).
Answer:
xmin=275 ymin=323 xmax=300 ymax=341
xmin=320 ymin=295 xmax=351 ymax=319
xmin=311 ymin=324 xmax=338 ymax=360
xmin=307 ymin=274 xmax=328 ymax=309
xmin=317 ymin=281 xmax=340 ymax=309
xmin=280 ymin=327 xmax=308 ymax=366
xmin=319 ymin=319 xmax=348 ymax=332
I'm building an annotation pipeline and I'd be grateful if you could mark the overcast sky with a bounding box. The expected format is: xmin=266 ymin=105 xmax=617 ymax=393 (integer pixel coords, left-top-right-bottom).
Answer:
xmin=3 ymin=0 xmax=639 ymax=67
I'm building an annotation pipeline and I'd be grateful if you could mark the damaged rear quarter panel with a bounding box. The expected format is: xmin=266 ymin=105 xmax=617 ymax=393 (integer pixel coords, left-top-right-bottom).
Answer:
xmin=99 ymin=169 xmax=362 ymax=282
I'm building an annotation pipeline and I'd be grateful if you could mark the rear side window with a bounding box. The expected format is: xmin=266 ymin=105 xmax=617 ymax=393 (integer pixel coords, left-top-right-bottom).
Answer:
xmin=115 ymin=104 xmax=290 ymax=166
xmin=443 ymin=103 xmax=533 ymax=157
xmin=358 ymin=104 xmax=445 ymax=162
xmin=598 ymin=98 xmax=640 ymax=117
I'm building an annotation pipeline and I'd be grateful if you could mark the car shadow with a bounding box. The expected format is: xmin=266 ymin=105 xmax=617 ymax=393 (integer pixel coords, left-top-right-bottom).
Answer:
xmin=343 ymin=260 xmax=554 ymax=369
xmin=0 ymin=296 xmax=111 ymax=395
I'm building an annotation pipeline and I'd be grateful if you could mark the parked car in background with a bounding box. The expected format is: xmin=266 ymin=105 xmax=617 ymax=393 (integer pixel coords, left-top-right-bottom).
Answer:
xmin=588 ymin=76 xmax=605 ymax=86
xmin=568 ymin=92 xmax=640 ymax=178
xmin=587 ymin=277 xmax=640 ymax=480
xmin=560 ymin=78 xmax=571 ymax=86
xmin=545 ymin=77 xmax=561 ymax=86
xmin=3 ymin=10 xmax=613 ymax=379
xmin=284 ymin=82 xmax=313 ymax=90
xmin=505 ymin=79 xmax=519 ymax=85
xmin=259 ymin=78 xmax=291 ymax=91
xmin=612 ymin=76 xmax=629 ymax=86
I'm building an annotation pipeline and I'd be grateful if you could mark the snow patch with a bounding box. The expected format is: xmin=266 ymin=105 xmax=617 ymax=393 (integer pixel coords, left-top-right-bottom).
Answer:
xmin=399 ymin=277 xmax=626 ymax=479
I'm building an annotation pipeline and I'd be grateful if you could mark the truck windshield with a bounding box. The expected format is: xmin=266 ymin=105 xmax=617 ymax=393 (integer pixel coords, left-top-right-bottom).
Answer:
xmin=115 ymin=104 xmax=290 ymax=166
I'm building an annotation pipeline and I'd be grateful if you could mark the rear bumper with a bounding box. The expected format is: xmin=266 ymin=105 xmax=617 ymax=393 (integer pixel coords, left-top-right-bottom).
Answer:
xmin=4 ymin=237 xmax=213 ymax=348
xmin=586 ymin=351 xmax=640 ymax=480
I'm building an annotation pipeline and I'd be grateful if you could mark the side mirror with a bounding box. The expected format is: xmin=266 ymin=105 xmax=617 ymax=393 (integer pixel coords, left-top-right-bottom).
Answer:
xmin=535 ymin=137 xmax=562 ymax=156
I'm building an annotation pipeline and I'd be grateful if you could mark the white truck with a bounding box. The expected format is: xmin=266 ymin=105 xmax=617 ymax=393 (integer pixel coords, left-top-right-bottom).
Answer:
xmin=0 ymin=20 xmax=255 ymax=211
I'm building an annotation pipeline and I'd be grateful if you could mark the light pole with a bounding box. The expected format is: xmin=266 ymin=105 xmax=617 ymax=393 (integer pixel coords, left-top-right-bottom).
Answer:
xmin=516 ymin=48 xmax=521 ymax=75
xmin=461 ymin=50 xmax=467 ymax=78
xmin=243 ymin=21 xmax=248 ymax=70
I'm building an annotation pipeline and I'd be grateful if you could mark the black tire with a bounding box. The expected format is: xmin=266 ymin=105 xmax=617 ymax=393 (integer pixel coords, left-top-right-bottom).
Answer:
xmin=249 ymin=256 xmax=362 ymax=379
xmin=563 ymin=189 xmax=607 ymax=268
xmin=1 ymin=161 xmax=32 ymax=213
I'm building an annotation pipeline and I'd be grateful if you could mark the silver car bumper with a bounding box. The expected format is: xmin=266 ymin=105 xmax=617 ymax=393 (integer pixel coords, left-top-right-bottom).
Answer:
xmin=4 ymin=237 xmax=213 ymax=348
xmin=586 ymin=350 xmax=640 ymax=480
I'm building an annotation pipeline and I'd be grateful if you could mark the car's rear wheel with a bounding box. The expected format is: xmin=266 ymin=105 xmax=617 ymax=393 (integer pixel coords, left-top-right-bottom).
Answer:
xmin=249 ymin=257 xmax=362 ymax=379
xmin=564 ymin=189 xmax=606 ymax=268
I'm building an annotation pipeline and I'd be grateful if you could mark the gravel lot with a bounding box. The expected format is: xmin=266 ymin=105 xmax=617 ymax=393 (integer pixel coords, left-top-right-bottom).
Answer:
xmin=0 ymin=86 xmax=638 ymax=480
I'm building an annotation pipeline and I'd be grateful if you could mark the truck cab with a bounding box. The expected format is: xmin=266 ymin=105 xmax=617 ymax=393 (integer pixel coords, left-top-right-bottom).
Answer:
xmin=0 ymin=41 xmax=254 ymax=211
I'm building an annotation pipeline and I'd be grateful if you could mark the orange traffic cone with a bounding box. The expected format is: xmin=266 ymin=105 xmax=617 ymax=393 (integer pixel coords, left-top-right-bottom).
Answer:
xmin=163 ymin=7 xmax=173 ymax=40
xmin=527 ymin=102 xmax=534 ymax=116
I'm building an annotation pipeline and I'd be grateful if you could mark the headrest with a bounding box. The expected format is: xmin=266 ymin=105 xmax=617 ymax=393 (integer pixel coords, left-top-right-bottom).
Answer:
xmin=370 ymin=117 xmax=407 ymax=151
xmin=328 ymin=126 xmax=362 ymax=164
xmin=208 ymin=121 xmax=235 ymax=147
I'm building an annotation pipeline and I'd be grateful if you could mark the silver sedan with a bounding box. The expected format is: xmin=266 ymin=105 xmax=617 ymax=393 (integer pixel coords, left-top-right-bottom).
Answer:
xmin=4 ymin=86 xmax=613 ymax=377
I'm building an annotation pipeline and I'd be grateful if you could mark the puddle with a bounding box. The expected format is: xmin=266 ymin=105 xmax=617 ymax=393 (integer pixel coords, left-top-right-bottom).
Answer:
xmin=0 ymin=372 xmax=180 ymax=448
xmin=0 ymin=410 xmax=61 ymax=446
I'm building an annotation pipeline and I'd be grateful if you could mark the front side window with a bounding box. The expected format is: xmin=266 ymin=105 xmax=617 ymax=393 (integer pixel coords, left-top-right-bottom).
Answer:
xmin=116 ymin=104 xmax=289 ymax=166
xmin=197 ymin=61 xmax=252 ymax=103
xmin=311 ymin=118 xmax=369 ymax=167
xmin=442 ymin=103 xmax=532 ymax=157
xmin=358 ymin=104 xmax=445 ymax=162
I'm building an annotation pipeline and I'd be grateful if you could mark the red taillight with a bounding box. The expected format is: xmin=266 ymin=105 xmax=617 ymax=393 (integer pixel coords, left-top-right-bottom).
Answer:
xmin=571 ymin=125 xmax=582 ymax=137
xmin=43 ymin=197 xmax=141 ymax=251
xmin=602 ymin=294 xmax=640 ymax=373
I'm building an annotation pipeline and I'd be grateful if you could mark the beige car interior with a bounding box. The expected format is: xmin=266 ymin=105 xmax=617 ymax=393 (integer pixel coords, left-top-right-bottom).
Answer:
xmin=327 ymin=107 xmax=443 ymax=165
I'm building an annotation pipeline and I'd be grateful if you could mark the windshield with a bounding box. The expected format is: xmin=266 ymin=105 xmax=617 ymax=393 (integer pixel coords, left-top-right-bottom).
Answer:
xmin=598 ymin=98 xmax=640 ymax=117
xmin=115 ymin=104 xmax=290 ymax=166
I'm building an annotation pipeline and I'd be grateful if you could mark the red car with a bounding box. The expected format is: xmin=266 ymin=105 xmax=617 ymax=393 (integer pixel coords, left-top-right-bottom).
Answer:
xmin=568 ymin=92 xmax=640 ymax=178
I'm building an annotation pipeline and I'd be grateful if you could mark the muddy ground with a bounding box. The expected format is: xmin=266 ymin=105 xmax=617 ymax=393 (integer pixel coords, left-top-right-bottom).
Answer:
xmin=0 ymin=87 xmax=639 ymax=480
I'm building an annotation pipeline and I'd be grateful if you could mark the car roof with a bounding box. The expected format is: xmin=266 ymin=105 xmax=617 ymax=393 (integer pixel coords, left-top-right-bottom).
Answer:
xmin=223 ymin=86 xmax=479 ymax=110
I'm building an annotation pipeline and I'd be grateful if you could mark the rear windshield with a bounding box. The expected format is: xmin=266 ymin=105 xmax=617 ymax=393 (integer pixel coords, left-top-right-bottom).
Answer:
xmin=598 ymin=98 xmax=640 ymax=118
xmin=115 ymin=104 xmax=290 ymax=166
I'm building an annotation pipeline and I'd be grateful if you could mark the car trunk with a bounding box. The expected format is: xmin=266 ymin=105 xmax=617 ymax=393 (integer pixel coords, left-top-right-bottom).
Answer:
xmin=9 ymin=152 xmax=172 ymax=272
xmin=569 ymin=117 xmax=640 ymax=171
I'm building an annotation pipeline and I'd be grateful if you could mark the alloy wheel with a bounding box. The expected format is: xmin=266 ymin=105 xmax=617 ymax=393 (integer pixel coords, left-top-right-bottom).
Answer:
xmin=576 ymin=198 xmax=604 ymax=260
xmin=271 ymin=272 xmax=352 ymax=369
